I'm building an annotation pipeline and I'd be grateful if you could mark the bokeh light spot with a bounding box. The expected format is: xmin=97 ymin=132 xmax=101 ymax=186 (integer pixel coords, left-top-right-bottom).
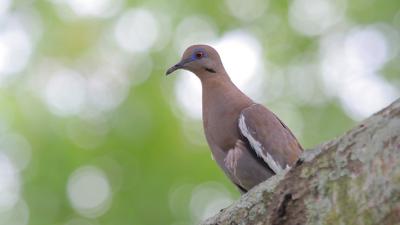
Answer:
xmin=66 ymin=0 xmax=114 ymax=17
xmin=0 ymin=0 xmax=12 ymax=17
xmin=86 ymin=71 xmax=129 ymax=112
xmin=114 ymin=8 xmax=159 ymax=53
xmin=214 ymin=30 xmax=263 ymax=94
xmin=344 ymin=28 xmax=389 ymax=72
xmin=340 ymin=75 xmax=398 ymax=119
xmin=174 ymin=15 xmax=218 ymax=53
xmin=225 ymin=0 xmax=268 ymax=22
xmin=44 ymin=69 xmax=86 ymax=117
xmin=0 ymin=153 xmax=20 ymax=212
xmin=0 ymin=133 xmax=31 ymax=171
xmin=168 ymin=183 xmax=194 ymax=218
xmin=0 ymin=199 xmax=29 ymax=225
xmin=174 ymin=72 xmax=202 ymax=119
xmin=0 ymin=16 xmax=32 ymax=83
xmin=51 ymin=0 xmax=122 ymax=19
xmin=67 ymin=166 xmax=112 ymax=218
xmin=289 ymin=0 xmax=346 ymax=36
xmin=189 ymin=182 xmax=233 ymax=222
xmin=320 ymin=26 xmax=398 ymax=120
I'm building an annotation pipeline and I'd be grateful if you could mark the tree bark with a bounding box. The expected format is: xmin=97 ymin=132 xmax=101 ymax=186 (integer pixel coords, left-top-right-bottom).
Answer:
xmin=201 ymin=99 xmax=400 ymax=225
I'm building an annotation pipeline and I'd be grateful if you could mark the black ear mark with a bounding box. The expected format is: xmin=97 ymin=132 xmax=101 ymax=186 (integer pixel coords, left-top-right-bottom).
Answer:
xmin=205 ymin=68 xmax=216 ymax=73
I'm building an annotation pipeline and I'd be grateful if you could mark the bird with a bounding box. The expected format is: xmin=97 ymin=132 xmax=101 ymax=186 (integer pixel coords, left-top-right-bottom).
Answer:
xmin=166 ymin=44 xmax=303 ymax=194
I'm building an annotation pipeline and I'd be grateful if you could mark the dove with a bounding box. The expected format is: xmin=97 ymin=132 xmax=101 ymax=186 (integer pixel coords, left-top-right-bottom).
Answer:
xmin=166 ymin=45 xmax=303 ymax=193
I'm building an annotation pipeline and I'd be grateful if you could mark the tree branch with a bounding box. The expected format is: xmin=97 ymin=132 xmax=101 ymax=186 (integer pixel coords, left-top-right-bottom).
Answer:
xmin=201 ymin=98 xmax=400 ymax=225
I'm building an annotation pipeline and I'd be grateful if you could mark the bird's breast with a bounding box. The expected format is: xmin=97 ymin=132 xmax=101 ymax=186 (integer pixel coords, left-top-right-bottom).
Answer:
xmin=201 ymin=78 xmax=253 ymax=151
xmin=203 ymin=107 xmax=241 ymax=151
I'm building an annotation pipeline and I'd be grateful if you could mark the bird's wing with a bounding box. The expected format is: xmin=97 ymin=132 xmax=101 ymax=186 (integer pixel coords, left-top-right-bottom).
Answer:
xmin=224 ymin=139 xmax=275 ymax=193
xmin=238 ymin=104 xmax=303 ymax=174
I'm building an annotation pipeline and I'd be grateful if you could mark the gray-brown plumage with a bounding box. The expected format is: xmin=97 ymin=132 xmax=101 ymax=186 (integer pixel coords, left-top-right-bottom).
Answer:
xmin=166 ymin=45 xmax=303 ymax=193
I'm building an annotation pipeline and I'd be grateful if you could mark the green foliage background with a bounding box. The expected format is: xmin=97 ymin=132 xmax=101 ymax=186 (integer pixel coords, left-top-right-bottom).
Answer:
xmin=0 ymin=0 xmax=399 ymax=225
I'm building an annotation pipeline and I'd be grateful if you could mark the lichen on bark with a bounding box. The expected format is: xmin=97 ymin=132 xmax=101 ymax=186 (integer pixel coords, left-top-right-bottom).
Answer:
xmin=201 ymin=99 xmax=400 ymax=225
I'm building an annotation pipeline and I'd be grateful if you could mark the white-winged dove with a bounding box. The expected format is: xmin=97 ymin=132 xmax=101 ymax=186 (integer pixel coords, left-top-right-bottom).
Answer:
xmin=166 ymin=45 xmax=303 ymax=193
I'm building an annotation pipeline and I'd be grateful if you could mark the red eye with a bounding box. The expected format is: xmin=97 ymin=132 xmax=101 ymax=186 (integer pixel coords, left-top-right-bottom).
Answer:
xmin=195 ymin=51 xmax=204 ymax=59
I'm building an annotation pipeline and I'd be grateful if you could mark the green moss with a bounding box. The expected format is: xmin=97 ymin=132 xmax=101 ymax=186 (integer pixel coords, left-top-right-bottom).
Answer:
xmin=300 ymin=166 xmax=311 ymax=178
xmin=324 ymin=209 xmax=340 ymax=225
xmin=333 ymin=177 xmax=360 ymax=224
xmin=317 ymin=154 xmax=333 ymax=169
xmin=301 ymin=154 xmax=333 ymax=178
xmin=306 ymin=176 xmax=365 ymax=224
xmin=360 ymin=210 xmax=375 ymax=225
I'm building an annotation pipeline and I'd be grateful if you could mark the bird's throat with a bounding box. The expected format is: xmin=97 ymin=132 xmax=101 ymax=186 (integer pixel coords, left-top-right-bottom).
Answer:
xmin=201 ymin=77 xmax=253 ymax=125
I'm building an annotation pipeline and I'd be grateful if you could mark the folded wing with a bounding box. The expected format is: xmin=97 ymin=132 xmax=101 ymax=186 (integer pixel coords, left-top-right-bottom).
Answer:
xmin=238 ymin=104 xmax=303 ymax=174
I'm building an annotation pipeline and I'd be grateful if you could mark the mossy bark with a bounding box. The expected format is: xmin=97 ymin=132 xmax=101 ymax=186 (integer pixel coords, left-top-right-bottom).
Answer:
xmin=201 ymin=99 xmax=400 ymax=225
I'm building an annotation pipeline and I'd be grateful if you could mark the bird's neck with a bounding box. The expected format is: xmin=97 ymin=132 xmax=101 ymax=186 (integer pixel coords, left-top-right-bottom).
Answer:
xmin=201 ymin=74 xmax=253 ymax=120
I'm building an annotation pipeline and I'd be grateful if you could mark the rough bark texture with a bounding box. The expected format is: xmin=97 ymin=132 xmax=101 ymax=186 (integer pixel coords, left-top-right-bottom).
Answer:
xmin=201 ymin=99 xmax=400 ymax=225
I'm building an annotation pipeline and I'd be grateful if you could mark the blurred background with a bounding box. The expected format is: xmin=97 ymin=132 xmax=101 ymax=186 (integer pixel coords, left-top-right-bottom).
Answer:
xmin=0 ymin=0 xmax=399 ymax=224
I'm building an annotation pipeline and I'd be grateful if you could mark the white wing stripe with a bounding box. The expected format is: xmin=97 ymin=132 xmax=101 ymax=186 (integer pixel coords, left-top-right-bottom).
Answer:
xmin=238 ymin=114 xmax=285 ymax=174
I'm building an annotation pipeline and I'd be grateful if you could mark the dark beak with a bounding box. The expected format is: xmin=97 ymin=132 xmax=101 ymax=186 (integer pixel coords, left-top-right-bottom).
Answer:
xmin=165 ymin=63 xmax=183 ymax=75
xmin=166 ymin=57 xmax=194 ymax=75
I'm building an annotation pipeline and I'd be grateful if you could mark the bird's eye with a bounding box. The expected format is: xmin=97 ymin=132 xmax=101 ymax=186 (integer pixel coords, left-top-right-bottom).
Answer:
xmin=195 ymin=51 xmax=204 ymax=59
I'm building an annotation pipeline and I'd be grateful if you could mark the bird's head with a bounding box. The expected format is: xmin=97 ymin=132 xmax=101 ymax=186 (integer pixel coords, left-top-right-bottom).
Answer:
xmin=166 ymin=45 xmax=225 ymax=77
